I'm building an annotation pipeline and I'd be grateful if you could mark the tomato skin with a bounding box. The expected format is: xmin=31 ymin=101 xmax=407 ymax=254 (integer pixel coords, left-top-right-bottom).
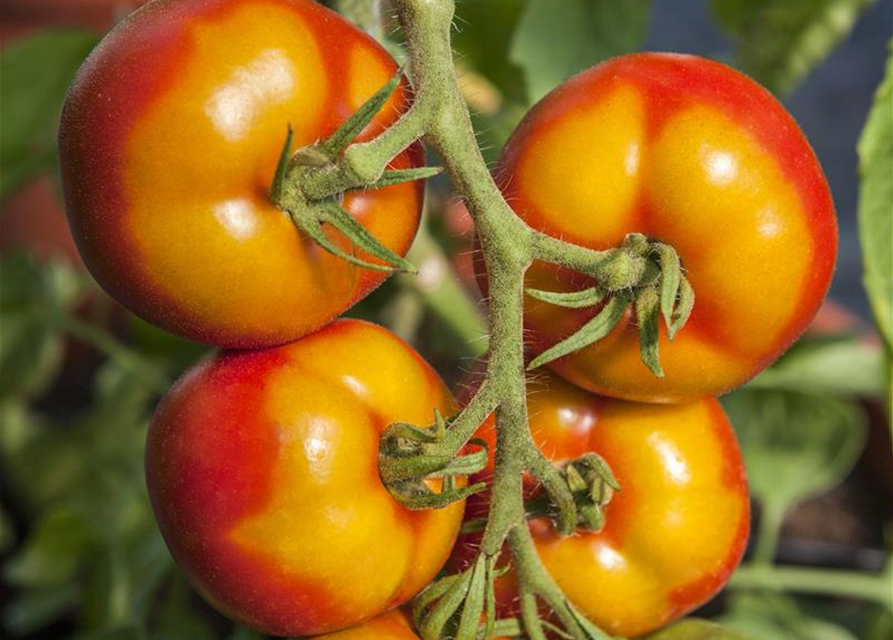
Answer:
xmin=145 ymin=320 xmax=463 ymax=636
xmin=489 ymin=53 xmax=836 ymax=403
xmin=453 ymin=372 xmax=750 ymax=638
xmin=59 ymin=0 xmax=423 ymax=348
xmin=304 ymin=610 xmax=421 ymax=640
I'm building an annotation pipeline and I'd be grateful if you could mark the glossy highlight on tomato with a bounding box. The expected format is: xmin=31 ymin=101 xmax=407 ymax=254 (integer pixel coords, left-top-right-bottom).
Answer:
xmin=146 ymin=320 xmax=463 ymax=636
xmin=59 ymin=0 xmax=423 ymax=347
xmin=453 ymin=371 xmax=750 ymax=638
xmin=493 ymin=53 xmax=837 ymax=403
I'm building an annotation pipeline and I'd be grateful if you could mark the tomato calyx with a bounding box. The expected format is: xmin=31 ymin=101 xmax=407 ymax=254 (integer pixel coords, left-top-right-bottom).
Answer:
xmin=527 ymin=233 xmax=695 ymax=377
xmin=413 ymin=553 xmax=507 ymax=640
xmin=462 ymin=453 xmax=621 ymax=537
xmin=545 ymin=452 xmax=621 ymax=533
xmin=269 ymin=70 xmax=441 ymax=274
xmin=380 ymin=408 xmax=490 ymax=510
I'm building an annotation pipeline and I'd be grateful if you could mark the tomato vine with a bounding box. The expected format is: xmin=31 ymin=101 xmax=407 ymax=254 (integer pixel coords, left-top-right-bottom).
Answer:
xmin=272 ymin=0 xmax=693 ymax=638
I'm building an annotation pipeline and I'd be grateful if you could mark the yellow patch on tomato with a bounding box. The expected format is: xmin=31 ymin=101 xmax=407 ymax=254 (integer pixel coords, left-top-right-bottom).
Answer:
xmin=516 ymin=84 xmax=646 ymax=248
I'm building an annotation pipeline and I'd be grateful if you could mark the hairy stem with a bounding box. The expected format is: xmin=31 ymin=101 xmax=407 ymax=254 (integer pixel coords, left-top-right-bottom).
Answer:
xmin=291 ymin=0 xmax=671 ymax=636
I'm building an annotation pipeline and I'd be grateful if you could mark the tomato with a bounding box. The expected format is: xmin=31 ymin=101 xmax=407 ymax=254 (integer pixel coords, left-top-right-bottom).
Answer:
xmin=59 ymin=0 xmax=423 ymax=348
xmin=145 ymin=319 xmax=463 ymax=636
xmin=453 ymin=371 xmax=749 ymax=638
xmin=306 ymin=610 xmax=421 ymax=640
xmin=489 ymin=53 xmax=836 ymax=403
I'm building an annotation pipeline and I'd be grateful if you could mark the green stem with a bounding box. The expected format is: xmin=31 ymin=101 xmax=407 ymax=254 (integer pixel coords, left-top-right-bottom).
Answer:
xmin=55 ymin=314 xmax=170 ymax=394
xmin=290 ymin=0 xmax=677 ymax=636
xmin=730 ymin=564 xmax=892 ymax=609
xmin=400 ymin=219 xmax=488 ymax=354
xmin=754 ymin=499 xmax=786 ymax=565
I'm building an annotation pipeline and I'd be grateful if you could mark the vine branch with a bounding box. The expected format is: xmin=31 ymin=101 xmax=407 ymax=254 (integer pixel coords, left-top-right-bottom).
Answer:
xmin=271 ymin=0 xmax=694 ymax=637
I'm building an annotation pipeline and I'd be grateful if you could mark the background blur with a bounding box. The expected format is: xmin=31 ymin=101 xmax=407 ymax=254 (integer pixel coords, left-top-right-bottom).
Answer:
xmin=1 ymin=1 xmax=891 ymax=639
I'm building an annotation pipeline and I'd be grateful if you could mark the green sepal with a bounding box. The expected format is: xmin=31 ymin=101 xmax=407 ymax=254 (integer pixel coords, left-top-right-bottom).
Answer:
xmin=366 ymin=166 xmax=443 ymax=189
xmin=577 ymin=503 xmax=605 ymax=533
xmin=567 ymin=603 xmax=621 ymax=640
xmin=269 ymin=124 xmax=294 ymax=203
xmin=621 ymin=232 xmax=650 ymax=257
xmin=380 ymin=453 xmax=454 ymax=482
xmin=322 ymin=69 xmax=403 ymax=157
xmin=290 ymin=208 xmax=396 ymax=273
xmin=385 ymin=421 xmax=441 ymax=445
xmin=658 ymin=243 xmax=682 ymax=329
xmin=669 ymin=278 xmax=695 ymax=340
xmin=527 ymin=294 xmax=629 ymax=371
xmin=320 ymin=201 xmax=417 ymax=273
xmin=418 ymin=564 xmax=475 ymax=640
xmin=291 ymin=145 xmax=331 ymax=168
xmin=427 ymin=439 xmax=489 ymax=478
xmin=482 ymin=555 xmax=498 ymax=640
xmin=635 ymin=287 xmax=664 ymax=378
xmin=486 ymin=619 xmax=523 ymax=640
xmin=414 ymin=575 xmax=461 ymax=633
xmin=525 ymin=286 xmax=605 ymax=309
xmin=389 ymin=479 xmax=486 ymax=511
xmin=433 ymin=408 xmax=447 ymax=439
xmin=456 ymin=556 xmax=487 ymax=640
xmin=582 ymin=453 xmax=620 ymax=494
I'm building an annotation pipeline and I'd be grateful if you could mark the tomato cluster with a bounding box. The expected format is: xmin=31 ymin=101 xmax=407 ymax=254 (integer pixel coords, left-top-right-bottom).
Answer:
xmin=57 ymin=0 xmax=835 ymax=638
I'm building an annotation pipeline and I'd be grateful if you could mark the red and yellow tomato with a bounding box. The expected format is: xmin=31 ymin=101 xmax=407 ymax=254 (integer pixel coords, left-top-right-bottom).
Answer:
xmin=146 ymin=320 xmax=463 ymax=636
xmin=491 ymin=53 xmax=836 ymax=402
xmin=59 ymin=0 xmax=423 ymax=347
xmin=454 ymin=371 xmax=750 ymax=638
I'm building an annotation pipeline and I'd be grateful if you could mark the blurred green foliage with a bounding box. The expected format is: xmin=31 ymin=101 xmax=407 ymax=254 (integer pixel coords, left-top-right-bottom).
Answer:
xmin=711 ymin=0 xmax=878 ymax=95
xmin=0 ymin=31 xmax=98 ymax=200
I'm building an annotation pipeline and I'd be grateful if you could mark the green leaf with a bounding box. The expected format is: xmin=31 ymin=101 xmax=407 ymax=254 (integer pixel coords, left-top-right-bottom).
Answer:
xmin=145 ymin=575 xmax=215 ymax=640
xmin=722 ymin=389 xmax=867 ymax=513
xmin=748 ymin=335 xmax=885 ymax=397
xmin=646 ymin=618 xmax=756 ymax=640
xmin=857 ymin=41 xmax=893 ymax=347
xmin=3 ymin=506 xmax=93 ymax=588
xmin=0 ymin=29 xmax=99 ymax=200
xmin=453 ymin=0 xmax=528 ymax=104
xmin=0 ymin=253 xmax=85 ymax=399
xmin=711 ymin=0 xmax=876 ymax=95
xmin=510 ymin=0 xmax=652 ymax=104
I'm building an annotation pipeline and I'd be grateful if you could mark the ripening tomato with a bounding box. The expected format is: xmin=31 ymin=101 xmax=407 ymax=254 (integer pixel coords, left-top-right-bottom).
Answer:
xmin=59 ymin=0 xmax=423 ymax=347
xmin=453 ymin=371 xmax=749 ymax=638
xmin=305 ymin=610 xmax=421 ymax=640
xmin=489 ymin=53 xmax=836 ymax=403
xmin=146 ymin=320 xmax=463 ymax=636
